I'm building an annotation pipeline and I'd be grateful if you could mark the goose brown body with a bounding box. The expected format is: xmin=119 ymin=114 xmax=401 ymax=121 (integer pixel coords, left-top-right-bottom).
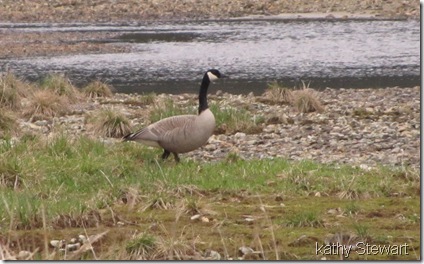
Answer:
xmin=125 ymin=109 xmax=215 ymax=153
xmin=123 ymin=69 xmax=222 ymax=162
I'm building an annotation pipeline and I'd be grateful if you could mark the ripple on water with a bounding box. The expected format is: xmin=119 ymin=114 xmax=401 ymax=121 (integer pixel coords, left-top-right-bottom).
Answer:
xmin=1 ymin=19 xmax=420 ymax=94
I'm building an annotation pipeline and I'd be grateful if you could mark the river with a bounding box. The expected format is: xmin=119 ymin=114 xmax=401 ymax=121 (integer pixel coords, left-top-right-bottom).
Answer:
xmin=0 ymin=18 xmax=420 ymax=95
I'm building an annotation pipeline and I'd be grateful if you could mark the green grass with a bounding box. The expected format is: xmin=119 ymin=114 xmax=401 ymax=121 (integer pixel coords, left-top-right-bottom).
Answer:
xmin=0 ymin=135 xmax=419 ymax=260
xmin=0 ymin=134 xmax=419 ymax=225
xmin=285 ymin=211 xmax=323 ymax=227
xmin=126 ymin=233 xmax=156 ymax=258
xmin=210 ymin=103 xmax=264 ymax=134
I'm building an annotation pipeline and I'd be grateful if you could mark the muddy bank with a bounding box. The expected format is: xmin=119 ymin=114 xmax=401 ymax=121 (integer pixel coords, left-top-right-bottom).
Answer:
xmin=0 ymin=31 xmax=130 ymax=59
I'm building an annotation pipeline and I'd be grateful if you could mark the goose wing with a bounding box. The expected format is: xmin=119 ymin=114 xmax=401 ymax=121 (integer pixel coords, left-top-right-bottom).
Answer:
xmin=123 ymin=114 xmax=197 ymax=146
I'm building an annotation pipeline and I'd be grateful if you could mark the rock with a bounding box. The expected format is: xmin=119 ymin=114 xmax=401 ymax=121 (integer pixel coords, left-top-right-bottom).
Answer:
xmin=17 ymin=250 xmax=31 ymax=260
xmin=244 ymin=216 xmax=255 ymax=222
xmin=201 ymin=216 xmax=210 ymax=223
xmin=288 ymin=235 xmax=319 ymax=246
xmin=34 ymin=120 xmax=48 ymax=126
xmin=191 ymin=214 xmax=201 ymax=220
xmin=238 ymin=246 xmax=254 ymax=256
xmin=205 ymin=250 xmax=221 ymax=260
xmin=359 ymin=164 xmax=372 ymax=171
xmin=234 ymin=132 xmax=246 ymax=139
xmin=78 ymin=235 xmax=87 ymax=243
xmin=66 ymin=243 xmax=81 ymax=251
xmin=50 ymin=239 xmax=65 ymax=249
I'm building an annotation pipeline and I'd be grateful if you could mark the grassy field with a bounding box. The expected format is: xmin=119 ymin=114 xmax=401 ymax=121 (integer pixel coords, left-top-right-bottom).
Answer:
xmin=0 ymin=134 xmax=420 ymax=260
xmin=0 ymin=73 xmax=420 ymax=260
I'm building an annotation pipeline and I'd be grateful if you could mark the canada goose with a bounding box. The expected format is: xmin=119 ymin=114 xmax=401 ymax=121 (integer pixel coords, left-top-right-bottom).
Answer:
xmin=123 ymin=69 xmax=223 ymax=162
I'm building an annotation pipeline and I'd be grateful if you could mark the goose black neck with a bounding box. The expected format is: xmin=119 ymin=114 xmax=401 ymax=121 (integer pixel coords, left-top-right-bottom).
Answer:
xmin=198 ymin=73 xmax=210 ymax=114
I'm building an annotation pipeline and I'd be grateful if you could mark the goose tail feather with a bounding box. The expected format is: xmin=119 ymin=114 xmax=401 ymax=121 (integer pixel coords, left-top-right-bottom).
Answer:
xmin=122 ymin=132 xmax=137 ymax=141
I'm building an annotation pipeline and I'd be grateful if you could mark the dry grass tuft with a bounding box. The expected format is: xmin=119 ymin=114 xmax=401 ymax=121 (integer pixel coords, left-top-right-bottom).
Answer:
xmin=139 ymin=92 xmax=157 ymax=106
xmin=126 ymin=233 xmax=156 ymax=260
xmin=262 ymin=81 xmax=324 ymax=113
xmin=82 ymin=80 xmax=114 ymax=98
xmin=0 ymin=242 xmax=18 ymax=260
xmin=153 ymin=228 xmax=197 ymax=260
xmin=0 ymin=109 xmax=17 ymax=138
xmin=88 ymin=107 xmax=132 ymax=138
xmin=0 ymin=72 xmax=34 ymax=110
xmin=262 ymin=81 xmax=294 ymax=105
xmin=292 ymin=89 xmax=324 ymax=113
xmin=39 ymin=73 xmax=81 ymax=103
xmin=23 ymin=90 xmax=69 ymax=121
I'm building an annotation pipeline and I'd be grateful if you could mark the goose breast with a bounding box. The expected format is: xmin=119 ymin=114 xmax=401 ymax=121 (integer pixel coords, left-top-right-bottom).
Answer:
xmin=159 ymin=109 xmax=215 ymax=153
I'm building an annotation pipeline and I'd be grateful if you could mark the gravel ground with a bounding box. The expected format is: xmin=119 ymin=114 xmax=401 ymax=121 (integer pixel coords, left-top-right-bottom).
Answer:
xmin=0 ymin=0 xmax=419 ymax=23
xmin=19 ymin=86 xmax=420 ymax=170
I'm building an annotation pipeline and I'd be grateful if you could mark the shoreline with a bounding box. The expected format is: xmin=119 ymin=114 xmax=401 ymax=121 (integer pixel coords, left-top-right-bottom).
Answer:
xmin=0 ymin=1 xmax=419 ymax=60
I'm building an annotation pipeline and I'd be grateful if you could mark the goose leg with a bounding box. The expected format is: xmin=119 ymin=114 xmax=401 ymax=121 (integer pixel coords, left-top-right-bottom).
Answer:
xmin=172 ymin=153 xmax=180 ymax=163
xmin=161 ymin=150 xmax=170 ymax=160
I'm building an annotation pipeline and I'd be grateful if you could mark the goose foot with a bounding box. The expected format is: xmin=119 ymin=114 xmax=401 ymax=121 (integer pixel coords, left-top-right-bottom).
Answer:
xmin=161 ymin=150 xmax=180 ymax=163
xmin=161 ymin=150 xmax=170 ymax=160
xmin=173 ymin=153 xmax=180 ymax=163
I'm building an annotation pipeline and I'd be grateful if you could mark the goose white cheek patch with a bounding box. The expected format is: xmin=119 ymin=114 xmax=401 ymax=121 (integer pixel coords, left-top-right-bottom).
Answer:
xmin=207 ymin=72 xmax=219 ymax=82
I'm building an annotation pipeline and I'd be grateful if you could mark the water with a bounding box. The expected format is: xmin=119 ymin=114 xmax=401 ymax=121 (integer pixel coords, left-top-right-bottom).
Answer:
xmin=0 ymin=19 xmax=420 ymax=95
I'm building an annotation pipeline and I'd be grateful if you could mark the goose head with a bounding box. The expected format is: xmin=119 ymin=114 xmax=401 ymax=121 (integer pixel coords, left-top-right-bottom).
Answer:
xmin=206 ymin=69 xmax=222 ymax=83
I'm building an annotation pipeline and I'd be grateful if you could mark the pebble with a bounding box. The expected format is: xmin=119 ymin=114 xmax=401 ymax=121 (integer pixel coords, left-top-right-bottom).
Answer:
xmin=238 ymin=246 xmax=254 ymax=255
xmin=17 ymin=250 xmax=31 ymax=260
xmin=205 ymin=250 xmax=221 ymax=260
